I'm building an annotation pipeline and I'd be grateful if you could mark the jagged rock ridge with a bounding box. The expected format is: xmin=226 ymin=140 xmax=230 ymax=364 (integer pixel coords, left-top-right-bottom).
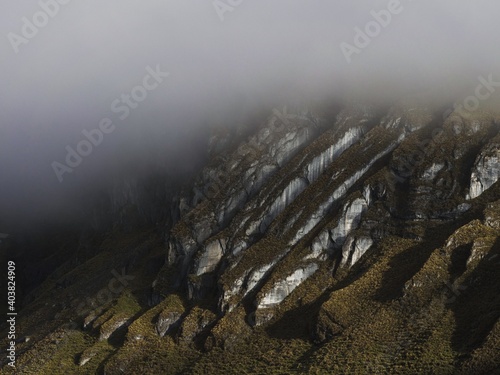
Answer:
xmin=2 ymin=102 xmax=500 ymax=375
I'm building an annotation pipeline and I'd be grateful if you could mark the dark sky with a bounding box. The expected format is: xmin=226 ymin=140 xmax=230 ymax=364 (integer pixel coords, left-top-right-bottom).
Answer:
xmin=1 ymin=0 xmax=500 ymax=229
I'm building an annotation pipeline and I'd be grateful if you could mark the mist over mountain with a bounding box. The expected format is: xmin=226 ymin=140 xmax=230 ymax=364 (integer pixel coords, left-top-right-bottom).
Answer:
xmin=2 ymin=2 xmax=500 ymax=374
xmin=2 ymin=0 xmax=500 ymax=230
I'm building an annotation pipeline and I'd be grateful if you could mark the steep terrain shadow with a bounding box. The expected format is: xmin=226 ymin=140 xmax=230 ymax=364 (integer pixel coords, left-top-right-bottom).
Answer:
xmin=264 ymin=252 xmax=376 ymax=342
xmin=451 ymin=236 xmax=500 ymax=355
xmin=264 ymin=287 xmax=333 ymax=341
xmin=449 ymin=243 xmax=473 ymax=281
xmin=374 ymin=217 xmax=475 ymax=302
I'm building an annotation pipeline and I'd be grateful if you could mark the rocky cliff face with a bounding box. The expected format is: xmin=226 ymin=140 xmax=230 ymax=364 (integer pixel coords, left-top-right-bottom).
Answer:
xmin=2 ymin=102 xmax=500 ymax=374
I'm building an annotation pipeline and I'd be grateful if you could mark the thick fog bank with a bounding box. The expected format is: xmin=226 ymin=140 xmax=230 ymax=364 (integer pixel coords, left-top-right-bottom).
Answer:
xmin=2 ymin=1 xmax=500 ymax=230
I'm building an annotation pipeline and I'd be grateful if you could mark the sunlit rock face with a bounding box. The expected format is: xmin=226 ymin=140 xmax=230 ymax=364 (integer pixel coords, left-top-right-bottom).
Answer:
xmin=257 ymin=263 xmax=319 ymax=310
xmin=468 ymin=133 xmax=500 ymax=199
xmin=11 ymin=103 xmax=500 ymax=374
xmin=254 ymin=263 xmax=319 ymax=326
xmin=193 ymin=238 xmax=227 ymax=276
xmin=156 ymin=311 xmax=183 ymax=337
xmin=152 ymin=104 xmax=500 ymax=321
xmin=331 ymin=196 xmax=370 ymax=246
xmin=341 ymin=235 xmax=373 ymax=267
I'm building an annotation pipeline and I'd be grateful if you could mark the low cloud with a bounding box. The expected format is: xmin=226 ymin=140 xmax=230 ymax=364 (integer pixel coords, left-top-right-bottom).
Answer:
xmin=1 ymin=0 xmax=500 ymax=229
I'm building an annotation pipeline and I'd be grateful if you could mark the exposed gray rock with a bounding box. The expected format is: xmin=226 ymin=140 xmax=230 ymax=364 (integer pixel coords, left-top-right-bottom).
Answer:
xmin=243 ymin=164 xmax=277 ymax=196
xmin=305 ymin=126 xmax=365 ymax=183
xmin=421 ymin=163 xmax=445 ymax=181
xmin=467 ymin=136 xmax=500 ymax=199
xmin=290 ymin=148 xmax=389 ymax=246
xmin=219 ymin=257 xmax=281 ymax=313
xmin=156 ymin=311 xmax=183 ymax=337
xmin=258 ymin=177 xmax=309 ymax=234
xmin=99 ymin=317 xmax=130 ymax=341
xmin=180 ymin=110 xmax=320 ymax=261
xmin=219 ymin=275 xmax=246 ymax=313
xmin=257 ymin=263 xmax=319 ymax=310
xmin=244 ymin=260 xmax=279 ymax=298
xmin=79 ymin=352 xmax=96 ymax=367
xmin=194 ymin=238 xmax=227 ymax=276
xmin=216 ymin=189 xmax=248 ymax=226
xmin=310 ymin=230 xmax=333 ymax=257
xmin=341 ymin=235 xmax=373 ymax=267
xmin=330 ymin=196 xmax=370 ymax=246
xmin=168 ymin=234 xmax=198 ymax=273
xmin=231 ymin=238 xmax=250 ymax=256
xmin=217 ymin=106 xmax=378 ymax=259
xmin=309 ymin=191 xmax=371 ymax=260
xmin=272 ymin=127 xmax=311 ymax=166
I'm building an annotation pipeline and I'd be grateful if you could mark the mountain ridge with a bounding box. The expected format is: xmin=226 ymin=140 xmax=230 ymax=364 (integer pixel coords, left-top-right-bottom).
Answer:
xmin=2 ymin=100 xmax=500 ymax=374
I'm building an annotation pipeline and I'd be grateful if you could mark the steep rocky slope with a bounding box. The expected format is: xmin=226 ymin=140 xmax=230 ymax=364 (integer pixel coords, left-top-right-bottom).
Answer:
xmin=1 ymin=101 xmax=500 ymax=374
